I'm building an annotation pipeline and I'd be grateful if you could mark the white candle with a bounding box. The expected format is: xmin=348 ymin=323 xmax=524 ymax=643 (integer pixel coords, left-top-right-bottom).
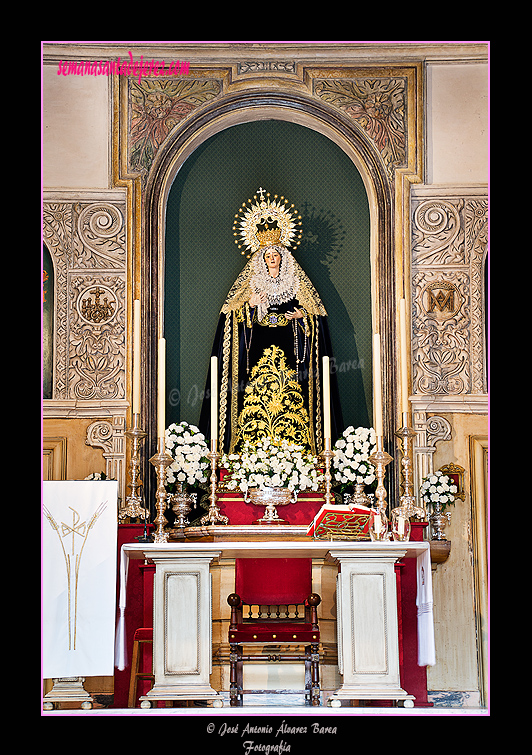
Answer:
xmin=399 ymin=299 xmax=409 ymax=416
xmin=373 ymin=333 xmax=383 ymax=438
xmin=210 ymin=356 xmax=218 ymax=441
xmin=398 ymin=516 xmax=405 ymax=536
xmin=132 ymin=299 xmax=141 ymax=415
xmin=322 ymin=356 xmax=331 ymax=440
xmin=374 ymin=513 xmax=382 ymax=534
xmin=157 ymin=338 xmax=166 ymax=440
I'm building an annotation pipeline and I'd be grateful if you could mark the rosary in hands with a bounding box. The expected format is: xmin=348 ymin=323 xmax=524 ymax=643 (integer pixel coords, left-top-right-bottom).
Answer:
xmin=249 ymin=292 xmax=303 ymax=320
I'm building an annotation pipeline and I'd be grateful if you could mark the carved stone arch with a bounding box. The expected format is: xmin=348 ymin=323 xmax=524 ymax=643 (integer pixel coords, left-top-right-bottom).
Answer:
xmin=140 ymin=89 xmax=397 ymax=468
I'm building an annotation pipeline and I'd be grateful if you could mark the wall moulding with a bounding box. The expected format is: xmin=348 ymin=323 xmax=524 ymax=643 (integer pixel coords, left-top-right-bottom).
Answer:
xmin=42 ymin=42 xmax=489 ymax=69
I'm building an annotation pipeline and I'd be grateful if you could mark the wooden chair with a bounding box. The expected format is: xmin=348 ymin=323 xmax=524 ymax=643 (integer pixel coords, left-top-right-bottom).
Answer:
xmin=128 ymin=627 xmax=154 ymax=708
xmin=227 ymin=558 xmax=321 ymax=706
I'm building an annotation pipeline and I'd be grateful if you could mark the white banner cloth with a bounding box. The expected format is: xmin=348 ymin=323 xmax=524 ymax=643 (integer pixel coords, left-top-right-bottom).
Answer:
xmin=42 ymin=481 xmax=118 ymax=678
xmin=114 ymin=545 xmax=130 ymax=671
xmin=416 ymin=545 xmax=436 ymax=666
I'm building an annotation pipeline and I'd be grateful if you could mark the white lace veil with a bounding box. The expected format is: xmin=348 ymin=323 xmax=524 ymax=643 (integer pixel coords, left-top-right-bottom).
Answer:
xmin=221 ymin=245 xmax=327 ymax=318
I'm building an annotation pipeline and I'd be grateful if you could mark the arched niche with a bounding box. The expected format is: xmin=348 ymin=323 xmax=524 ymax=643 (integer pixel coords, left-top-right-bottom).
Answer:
xmin=141 ymin=91 xmax=396 ymax=467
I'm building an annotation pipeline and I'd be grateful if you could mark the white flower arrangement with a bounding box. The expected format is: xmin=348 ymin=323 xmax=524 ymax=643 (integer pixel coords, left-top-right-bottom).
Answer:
xmin=84 ymin=472 xmax=111 ymax=480
xmin=164 ymin=421 xmax=210 ymax=490
xmin=221 ymin=437 xmax=324 ymax=497
xmin=332 ymin=426 xmax=377 ymax=490
xmin=419 ymin=470 xmax=457 ymax=510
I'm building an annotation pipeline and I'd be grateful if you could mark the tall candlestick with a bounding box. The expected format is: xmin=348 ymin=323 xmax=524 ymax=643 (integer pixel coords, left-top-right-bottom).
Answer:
xmin=210 ymin=356 xmax=218 ymax=441
xmin=157 ymin=338 xmax=166 ymax=440
xmin=132 ymin=299 xmax=141 ymax=415
xmin=399 ymin=299 xmax=409 ymax=416
xmin=373 ymin=333 xmax=383 ymax=438
xmin=322 ymin=356 xmax=331 ymax=440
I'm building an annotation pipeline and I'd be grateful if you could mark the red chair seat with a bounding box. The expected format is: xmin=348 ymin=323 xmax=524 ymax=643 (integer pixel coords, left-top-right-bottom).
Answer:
xmin=133 ymin=627 xmax=153 ymax=642
xmin=228 ymin=558 xmax=321 ymax=706
xmin=229 ymin=622 xmax=320 ymax=643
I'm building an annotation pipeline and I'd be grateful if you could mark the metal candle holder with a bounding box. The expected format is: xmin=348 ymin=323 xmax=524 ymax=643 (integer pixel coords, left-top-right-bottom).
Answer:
xmin=321 ymin=438 xmax=335 ymax=506
xmin=369 ymin=437 xmax=393 ymax=514
xmin=149 ymin=439 xmax=173 ymax=543
xmin=394 ymin=412 xmax=426 ymax=520
xmin=201 ymin=439 xmax=228 ymax=526
xmin=120 ymin=413 xmax=149 ymax=521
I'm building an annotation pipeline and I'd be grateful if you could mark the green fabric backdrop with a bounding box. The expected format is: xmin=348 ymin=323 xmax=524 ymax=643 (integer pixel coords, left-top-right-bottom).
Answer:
xmin=164 ymin=120 xmax=372 ymax=433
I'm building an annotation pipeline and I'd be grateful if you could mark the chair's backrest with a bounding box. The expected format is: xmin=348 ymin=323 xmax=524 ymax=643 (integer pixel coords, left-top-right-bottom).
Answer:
xmin=235 ymin=558 xmax=312 ymax=605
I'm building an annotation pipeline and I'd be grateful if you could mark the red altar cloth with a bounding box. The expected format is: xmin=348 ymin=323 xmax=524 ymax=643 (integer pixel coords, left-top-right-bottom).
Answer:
xmin=113 ymin=524 xmax=155 ymax=709
xmin=216 ymin=471 xmax=325 ymax=524
xmin=397 ymin=521 xmax=433 ymax=707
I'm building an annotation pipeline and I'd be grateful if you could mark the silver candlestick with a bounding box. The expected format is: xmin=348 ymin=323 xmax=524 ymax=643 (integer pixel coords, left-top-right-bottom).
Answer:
xmin=201 ymin=439 xmax=228 ymax=526
xmin=149 ymin=439 xmax=173 ymax=543
xmin=369 ymin=437 xmax=393 ymax=514
xmin=119 ymin=413 xmax=149 ymax=521
xmin=394 ymin=412 xmax=425 ymax=520
xmin=321 ymin=438 xmax=335 ymax=505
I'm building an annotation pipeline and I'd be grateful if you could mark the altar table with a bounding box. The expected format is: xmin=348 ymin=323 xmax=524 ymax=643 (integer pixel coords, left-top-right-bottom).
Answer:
xmin=117 ymin=540 xmax=433 ymax=707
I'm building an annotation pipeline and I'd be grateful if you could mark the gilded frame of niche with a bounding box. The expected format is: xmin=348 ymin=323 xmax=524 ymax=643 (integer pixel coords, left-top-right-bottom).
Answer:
xmin=114 ymin=61 xmax=424 ymax=493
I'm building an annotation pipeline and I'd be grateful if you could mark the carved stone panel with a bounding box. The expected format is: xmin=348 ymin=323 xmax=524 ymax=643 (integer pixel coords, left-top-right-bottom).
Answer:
xmin=42 ymin=199 xmax=127 ymax=406
xmin=68 ymin=274 xmax=126 ymax=401
xmin=313 ymin=76 xmax=408 ymax=180
xmin=127 ymin=77 xmax=223 ymax=180
xmin=411 ymin=193 xmax=488 ymax=406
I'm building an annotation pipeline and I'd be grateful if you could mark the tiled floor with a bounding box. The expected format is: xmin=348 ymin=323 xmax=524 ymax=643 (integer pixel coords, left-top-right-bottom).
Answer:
xmin=43 ymin=691 xmax=489 ymax=715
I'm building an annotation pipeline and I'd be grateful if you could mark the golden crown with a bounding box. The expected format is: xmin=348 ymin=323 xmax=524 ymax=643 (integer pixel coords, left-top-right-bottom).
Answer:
xmin=256 ymin=225 xmax=282 ymax=246
xmin=233 ymin=188 xmax=302 ymax=257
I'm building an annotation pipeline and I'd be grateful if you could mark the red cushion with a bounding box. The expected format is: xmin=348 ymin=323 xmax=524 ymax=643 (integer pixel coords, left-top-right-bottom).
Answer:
xmin=229 ymin=622 xmax=319 ymax=643
xmin=235 ymin=558 xmax=311 ymax=605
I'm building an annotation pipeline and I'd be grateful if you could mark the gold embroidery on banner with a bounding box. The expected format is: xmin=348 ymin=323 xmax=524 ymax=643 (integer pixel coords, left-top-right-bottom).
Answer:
xmin=44 ymin=502 xmax=107 ymax=650
xmin=237 ymin=345 xmax=310 ymax=448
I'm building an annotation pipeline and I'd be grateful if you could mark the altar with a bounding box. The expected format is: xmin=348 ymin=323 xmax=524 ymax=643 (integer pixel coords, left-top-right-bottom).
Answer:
xmin=118 ymin=537 xmax=433 ymax=708
xmin=114 ymin=187 xmax=437 ymax=710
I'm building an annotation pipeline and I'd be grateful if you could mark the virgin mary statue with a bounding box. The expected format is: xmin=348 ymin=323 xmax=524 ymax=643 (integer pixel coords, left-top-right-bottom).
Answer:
xmin=199 ymin=189 xmax=343 ymax=455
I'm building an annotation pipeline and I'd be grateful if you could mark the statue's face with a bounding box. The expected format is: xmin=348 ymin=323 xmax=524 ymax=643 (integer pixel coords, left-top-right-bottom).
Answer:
xmin=264 ymin=248 xmax=281 ymax=275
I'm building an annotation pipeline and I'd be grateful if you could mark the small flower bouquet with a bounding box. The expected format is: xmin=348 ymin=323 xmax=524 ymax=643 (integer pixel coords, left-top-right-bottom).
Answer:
xmin=221 ymin=437 xmax=324 ymax=498
xmin=84 ymin=472 xmax=111 ymax=480
xmin=164 ymin=421 xmax=210 ymax=491
xmin=419 ymin=470 xmax=457 ymax=510
xmin=332 ymin=426 xmax=377 ymax=492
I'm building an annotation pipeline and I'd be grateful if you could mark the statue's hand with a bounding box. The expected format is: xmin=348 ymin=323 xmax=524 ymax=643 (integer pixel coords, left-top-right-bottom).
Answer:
xmin=286 ymin=308 xmax=304 ymax=320
xmin=249 ymin=292 xmax=267 ymax=307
